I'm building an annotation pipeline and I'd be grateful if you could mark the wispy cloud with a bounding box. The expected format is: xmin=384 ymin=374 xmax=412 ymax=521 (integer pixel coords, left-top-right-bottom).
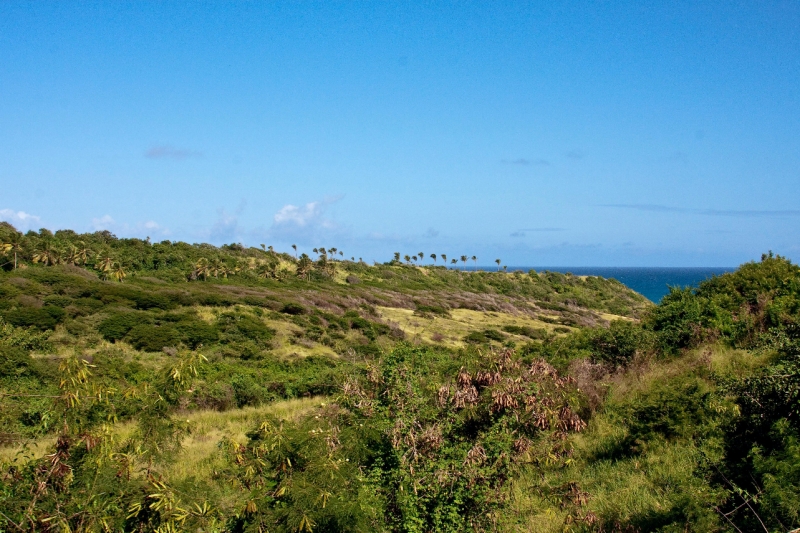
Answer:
xmin=602 ymin=204 xmax=800 ymax=218
xmin=145 ymin=145 xmax=201 ymax=160
xmin=511 ymin=227 xmax=565 ymax=237
xmin=501 ymin=158 xmax=549 ymax=166
xmin=0 ymin=209 xmax=41 ymax=232
xmin=91 ymin=214 xmax=170 ymax=237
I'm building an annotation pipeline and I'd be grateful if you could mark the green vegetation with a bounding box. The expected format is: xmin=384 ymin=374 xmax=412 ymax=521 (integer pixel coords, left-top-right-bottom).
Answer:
xmin=1 ymin=224 xmax=799 ymax=532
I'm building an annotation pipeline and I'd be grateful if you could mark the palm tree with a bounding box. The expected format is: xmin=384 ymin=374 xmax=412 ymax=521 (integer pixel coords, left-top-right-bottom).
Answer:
xmin=95 ymin=252 xmax=115 ymax=276
xmin=256 ymin=261 xmax=273 ymax=279
xmin=296 ymin=254 xmax=313 ymax=281
xmin=291 ymin=244 xmax=297 ymax=258
xmin=404 ymin=254 xmax=411 ymax=265
xmin=418 ymin=252 xmax=424 ymax=264
xmin=260 ymin=244 xmax=266 ymax=251
xmin=75 ymin=241 xmax=91 ymax=265
xmin=111 ymin=262 xmax=126 ymax=282
xmin=495 ymin=259 xmax=501 ymax=271
xmin=472 ymin=255 xmax=477 ymax=269
xmin=460 ymin=255 xmax=468 ymax=269
xmin=33 ymin=241 xmax=61 ymax=266
xmin=64 ymin=245 xmax=78 ymax=265
xmin=268 ymin=245 xmax=274 ymax=253
xmin=441 ymin=254 xmax=447 ymax=265
xmin=393 ymin=252 xmax=401 ymax=262
xmin=430 ymin=253 xmax=437 ymax=265
xmin=193 ymin=258 xmax=210 ymax=281
xmin=1 ymin=232 xmax=24 ymax=269
xmin=450 ymin=258 xmax=457 ymax=266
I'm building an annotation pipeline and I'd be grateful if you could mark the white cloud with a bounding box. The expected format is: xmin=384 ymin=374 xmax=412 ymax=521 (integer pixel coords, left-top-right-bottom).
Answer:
xmin=91 ymin=215 xmax=115 ymax=231
xmin=253 ymin=197 xmax=343 ymax=244
xmin=0 ymin=209 xmax=42 ymax=231
xmin=90 ymin=214 xmax=169 ymax=237
xmin=273 ymin=201 xmax=334 ymax=228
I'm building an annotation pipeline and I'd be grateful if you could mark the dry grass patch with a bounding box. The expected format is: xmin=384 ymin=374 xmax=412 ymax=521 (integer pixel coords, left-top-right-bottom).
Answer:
xmin=163 ymin=397 xmax=323 ymax=482
xmin=376 ymin=306 xmax=568 ymax=347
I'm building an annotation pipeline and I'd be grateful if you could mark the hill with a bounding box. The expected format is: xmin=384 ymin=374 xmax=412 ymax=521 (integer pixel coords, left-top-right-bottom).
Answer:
xmin=1 ymin=225 xmax=798 ymax=532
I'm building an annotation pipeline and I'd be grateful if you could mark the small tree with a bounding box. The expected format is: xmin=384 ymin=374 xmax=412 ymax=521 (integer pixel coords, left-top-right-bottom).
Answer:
xmin=495 ymin=259 xmax=501 ymax=271
xmin=1 ymin=231 xmax=24 ymax=269
xmin=430 ymin=253 xmax=437 ymax=265
xmin=111 ymin=262 xmax=127 ymax=282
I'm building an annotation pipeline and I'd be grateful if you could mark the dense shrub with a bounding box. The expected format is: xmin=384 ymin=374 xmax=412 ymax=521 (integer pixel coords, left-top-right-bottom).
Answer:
xmin=0 ymin=345 xmax=45 ymax=379
xmin=502 ymin=324 xmax=548 ymax=339
xmin=4 ymin=305 xmax=65 ymax=330
xmin=98 ymin=312 xmax=151 ymax=342
xmin=588 ymin=319 xmax=652 ymax=366
xmin=175 ymin=320 xmax=219 ymax=348
xmin=126 ymin=324 xmax=181 ymax=352
xmin=280 ymin=302 xmax=305 ymax=315
xmin=645 ymin=287 xmax=706 ymax=353
xmin=464 ymin=331 xmax=488 ymax=344
xmin=217 ymin=312 xmax=275 ymax=345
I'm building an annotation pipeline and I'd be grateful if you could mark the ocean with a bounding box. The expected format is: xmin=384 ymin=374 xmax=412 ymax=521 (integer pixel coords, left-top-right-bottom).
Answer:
xmin=454 ymin=266 xmax=736 ymax=303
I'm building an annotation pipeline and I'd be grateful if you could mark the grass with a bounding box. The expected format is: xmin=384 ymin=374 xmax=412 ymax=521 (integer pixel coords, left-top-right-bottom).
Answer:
xmin=163 ymin=396 xmax=322 ymax=482
xmin=377 ymin=306 xmax=583 ymax=347
xmin=0 ymin=397 xmax=323 ymax=469
xmin=500 ymin=344 xmax=768 ymax=532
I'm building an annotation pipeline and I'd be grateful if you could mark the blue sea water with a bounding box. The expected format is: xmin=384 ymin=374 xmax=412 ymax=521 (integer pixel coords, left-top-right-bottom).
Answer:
xmin=518 ymin=267 xmax=736 ymax=303
xmin=453 ymin=266 xmax=736 ymax=303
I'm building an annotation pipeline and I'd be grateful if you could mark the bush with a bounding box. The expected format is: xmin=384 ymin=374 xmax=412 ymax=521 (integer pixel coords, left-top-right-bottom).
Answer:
xmin=43 ymin=295 xmax=72 ymax=307
xmin=588 ymin=320 xmax=652 ymax=367
xmin=4 ymin=305 xmax=65 ymax=330
xmin=280 ymin=302 xmax=305 ymax=315
xmin=126 ymin=324 xmax=181 ymax=352
xmin=413 ymin=304 xmax=450 ymax=318
xmin=502 ymin=324 xmax=548 ymax=339
xmin=483 ymin=328 xmax=506 ymax=342
xmin=0 ymin=345 xmax=45 ymax=379
xmin=230 ymin=374 xmax=269 ymax=407
xmin=217 ymin=313 xmax=275 ymax=346
xmin=175 ymin=320 xmax=219 ymax=348
xmin=645 ymin=287 xmax=705 ymax=353
xmin=98 ymin=312 xmax=151 ymax=342
xmin=464 ymin=331 xmax=488 ymax=344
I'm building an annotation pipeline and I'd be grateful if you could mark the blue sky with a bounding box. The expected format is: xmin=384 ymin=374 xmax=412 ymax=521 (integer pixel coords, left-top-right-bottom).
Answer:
xmin=1 ymin=1 xmax=798 ymax=266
